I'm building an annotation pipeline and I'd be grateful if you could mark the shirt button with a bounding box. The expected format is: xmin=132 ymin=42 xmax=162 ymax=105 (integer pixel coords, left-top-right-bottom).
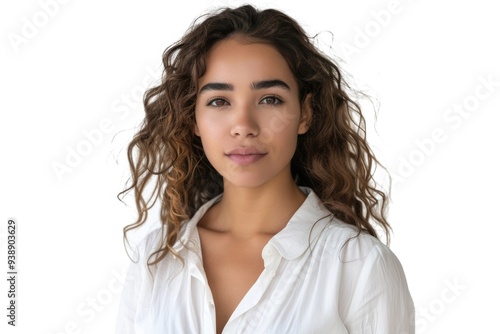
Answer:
xmin=266 ymin=248 xmax=273 ymax=256
xmin=270 ymin=270 xmax=276 ymax=277
xmin=209 ymin=300 xmax=215 ymax=308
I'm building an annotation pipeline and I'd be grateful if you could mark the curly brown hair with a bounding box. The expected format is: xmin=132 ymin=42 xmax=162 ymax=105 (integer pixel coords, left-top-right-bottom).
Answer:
xmin=119 ymin=5 xmax=391 ymax=267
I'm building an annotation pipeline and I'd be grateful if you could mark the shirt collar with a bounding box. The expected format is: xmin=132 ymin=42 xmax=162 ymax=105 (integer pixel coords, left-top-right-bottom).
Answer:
xmin=269 ymin=187 xmax=333 ymax=260
xmin=175 ymin=186 xmax=333 ymax=260
xmin=173 ymin=194 xmax=223 ymax=252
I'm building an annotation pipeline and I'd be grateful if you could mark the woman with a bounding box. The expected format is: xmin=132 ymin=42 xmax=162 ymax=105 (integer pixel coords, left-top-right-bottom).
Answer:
xmin=116 ymin=4 xmax=414 ymax=333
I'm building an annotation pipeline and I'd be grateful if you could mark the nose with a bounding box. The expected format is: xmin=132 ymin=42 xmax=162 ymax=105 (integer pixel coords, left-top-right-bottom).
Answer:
xmin=230 ymin=104 xmax=259 ymax=137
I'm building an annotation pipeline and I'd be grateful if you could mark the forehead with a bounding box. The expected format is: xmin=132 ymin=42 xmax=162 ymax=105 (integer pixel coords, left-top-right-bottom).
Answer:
xmin=199 ymin=37 xmax=298 ymax=91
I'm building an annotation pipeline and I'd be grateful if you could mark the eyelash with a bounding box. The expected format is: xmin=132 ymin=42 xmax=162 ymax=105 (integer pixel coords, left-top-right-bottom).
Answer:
xmin=206 ymin=97 xmax=228 ymax=107
xmin=206 ymin=95 xmax=284 ymax=107
xmin=261 ymin=95 xmax=284 ymax=105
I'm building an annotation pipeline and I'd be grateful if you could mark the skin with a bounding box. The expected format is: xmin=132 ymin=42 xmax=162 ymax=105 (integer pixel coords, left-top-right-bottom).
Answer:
xmin=194 ymin=36 xmax=312 ymax=333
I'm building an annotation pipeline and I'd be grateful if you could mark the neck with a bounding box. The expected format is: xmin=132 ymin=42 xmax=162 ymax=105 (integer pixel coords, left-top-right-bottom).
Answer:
xmin=209 ymin=173 xmax=307 ymax=239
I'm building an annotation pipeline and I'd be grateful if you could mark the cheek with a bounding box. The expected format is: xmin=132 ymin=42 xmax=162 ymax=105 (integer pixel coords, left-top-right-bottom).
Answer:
xmin=195 ymin=114 xmax=226 ymax=154
xmin=195 ymin=111 xmax=215 ymax=136
xmin=261 ymin=109 xmax=301 ymax=141
xmin=197 ymin=119 xmax=223 ymax=139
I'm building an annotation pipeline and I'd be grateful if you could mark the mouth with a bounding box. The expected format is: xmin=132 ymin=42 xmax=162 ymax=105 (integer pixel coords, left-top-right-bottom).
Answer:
xmin=225 ymin=147 xmax=267 ymax=166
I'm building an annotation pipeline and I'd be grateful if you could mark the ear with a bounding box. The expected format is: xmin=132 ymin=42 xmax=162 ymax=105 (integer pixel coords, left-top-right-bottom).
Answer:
xmin=194 ymin=122 xmax=200 ymax=136
xmin=298 ymin=93 xmax=312 ymax=134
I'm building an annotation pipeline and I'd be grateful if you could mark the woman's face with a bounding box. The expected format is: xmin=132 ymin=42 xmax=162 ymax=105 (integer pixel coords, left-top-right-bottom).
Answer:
xmin=194 ymin=36 xmax=310 ymax=189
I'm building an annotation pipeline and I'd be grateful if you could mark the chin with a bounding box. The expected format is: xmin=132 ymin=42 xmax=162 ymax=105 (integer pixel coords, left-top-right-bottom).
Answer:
xmin=222 ymin=174 xmax=271 ymax=189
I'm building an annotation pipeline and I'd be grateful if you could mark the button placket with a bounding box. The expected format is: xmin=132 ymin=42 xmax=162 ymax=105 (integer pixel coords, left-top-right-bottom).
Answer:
xmin=262 ymin=244 xmax=280 ymax=282
xmin=203 ymin=289 xmax=216 ymax=332
xmin=262 ymin=244 xmax=276 ymax=266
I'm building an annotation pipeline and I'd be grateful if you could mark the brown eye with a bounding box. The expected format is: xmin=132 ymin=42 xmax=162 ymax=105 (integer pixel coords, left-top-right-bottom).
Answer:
xmin=207 ymin=98 xmax=229 ymax=107
xmin=260 ymin=96 xmax=283 ymax=105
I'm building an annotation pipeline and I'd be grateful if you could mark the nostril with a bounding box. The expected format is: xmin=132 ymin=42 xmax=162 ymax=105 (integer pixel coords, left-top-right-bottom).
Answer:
xmin=230 ymin=124 xmax=259 ymax=137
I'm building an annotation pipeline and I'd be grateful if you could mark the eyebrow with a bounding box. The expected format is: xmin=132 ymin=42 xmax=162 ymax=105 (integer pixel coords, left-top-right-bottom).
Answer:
xmin=198 ymin=79 xmax=291 ymax=94
xmin=251 ymin=79 xmax=290 ymax=91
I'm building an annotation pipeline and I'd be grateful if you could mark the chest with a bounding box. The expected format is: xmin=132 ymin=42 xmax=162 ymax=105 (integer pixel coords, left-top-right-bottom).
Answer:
xmin=197 ymin=228 xmax=270 ymax=333
xmin=143 ymin=232 xmax=347 ymax=333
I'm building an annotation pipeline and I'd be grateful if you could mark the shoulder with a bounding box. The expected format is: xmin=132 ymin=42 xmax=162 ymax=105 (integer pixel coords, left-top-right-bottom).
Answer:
xmin=128 ymin=226 xmax=165 ymax=264
xmin=123 ymin=224 xmax=193 ymax=290
xmin=318 ymin=221 xmax=414 ymax=329
xmin=315 ymin=219 xmax=406 ymax=276
xmin=299 ymin=188 xmax=399 ymax=265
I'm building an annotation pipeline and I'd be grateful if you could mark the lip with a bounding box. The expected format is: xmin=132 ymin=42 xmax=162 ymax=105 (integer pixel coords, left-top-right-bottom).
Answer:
xmin=225 ymin=147 xmax=267 ymax=166
xmin=226 ymin=147 xmax=266 ymax=155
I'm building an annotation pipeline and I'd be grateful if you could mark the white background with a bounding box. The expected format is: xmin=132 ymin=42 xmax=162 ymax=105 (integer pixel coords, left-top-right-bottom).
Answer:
xmin=1 ymin=0 xmax=499 ymax=333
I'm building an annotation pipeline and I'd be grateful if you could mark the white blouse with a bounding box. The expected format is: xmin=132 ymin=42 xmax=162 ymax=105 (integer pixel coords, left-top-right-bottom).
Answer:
xmin=116 ymin=187 xmax=415 ymax=333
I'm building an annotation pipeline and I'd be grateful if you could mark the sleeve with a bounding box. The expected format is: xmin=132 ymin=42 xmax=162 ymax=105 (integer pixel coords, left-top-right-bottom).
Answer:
xmin=115 ymin=257 xmax=143 ymax=334
xmin=344 ymin=244 xmax=415 ymax=334
xmin=115 ymin=229 xmax=160 ymax=334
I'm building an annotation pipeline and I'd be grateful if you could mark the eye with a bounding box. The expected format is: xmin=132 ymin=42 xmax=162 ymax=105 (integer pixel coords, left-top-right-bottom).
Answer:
xmin=207 ymin=98 xmax=229 ymax=107
xmin=260 ymin=95 xmax=283 ymax=105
